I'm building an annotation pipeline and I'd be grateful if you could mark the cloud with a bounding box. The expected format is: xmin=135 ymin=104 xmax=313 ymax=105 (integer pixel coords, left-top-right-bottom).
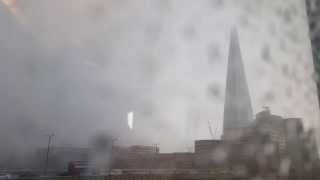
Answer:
xmin=0 ymin=0 xmax=318 ymax=165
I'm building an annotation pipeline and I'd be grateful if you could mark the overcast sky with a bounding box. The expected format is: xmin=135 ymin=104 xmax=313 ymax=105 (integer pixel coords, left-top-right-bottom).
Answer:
xmin=0 ymin=0 xmax=318 ymax=154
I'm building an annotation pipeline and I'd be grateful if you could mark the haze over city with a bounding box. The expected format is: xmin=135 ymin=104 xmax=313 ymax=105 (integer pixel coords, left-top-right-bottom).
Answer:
xmin=0 ymin=0 xmax=318 ymax=163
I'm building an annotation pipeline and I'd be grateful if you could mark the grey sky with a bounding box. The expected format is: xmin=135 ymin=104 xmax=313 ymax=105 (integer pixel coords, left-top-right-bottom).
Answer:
xmin=0 ymin=0 xmax=318 ymax=154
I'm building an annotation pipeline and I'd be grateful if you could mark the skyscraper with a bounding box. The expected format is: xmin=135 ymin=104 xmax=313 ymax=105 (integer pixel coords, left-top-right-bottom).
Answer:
xmin=223 ymin=28 xmax=253 ymax=140
xmin=306 ymin=0 xmax=320 ymax=104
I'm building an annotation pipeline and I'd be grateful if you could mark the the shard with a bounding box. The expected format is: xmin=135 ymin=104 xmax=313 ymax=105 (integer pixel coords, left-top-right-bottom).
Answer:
xmin=223 ymin=28 xmax=253 ymax=138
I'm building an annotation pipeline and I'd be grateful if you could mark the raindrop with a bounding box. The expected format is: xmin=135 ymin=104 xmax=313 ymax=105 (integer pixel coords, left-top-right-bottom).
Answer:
xmin=282 ymin=8 xmax=293 ymax=24
xmin=212 ymin=147 xmax=228 ymax=164
xmin=209 ymin=0 xmax=224 ymax=9
xmin=285 ymin=87 xmax=292 ymax=98
xmin=233 ymin=165 xmax=248 ymax=177
xmin=279 ymin=158 xmax=291 ymax=176
xmin=263 ymin=91 xmax=275 ymax=102
xmin=244 ymin=4 xmax=254 ymax=14
xmin=239 ymin=14 xmax=249 ymax=28
xmin=279 ymin=39 xmax=287 ymax=52
xmin=268 ymin=23 xmax=276 ymax=35
xmin=287 ymin=30 xmax=300 ymax=43
xmin=182 ymin=24 xmax=197 ymax=40
xmin=261 ymin=44 xmax=271 ymax=62
xmin=207 ymin=43 xmax=221 ymax=63
xmin=207 ymin=83 xmax=222 ymax=99
xmin=88 ymin=1 xmax=106 ymax=21
xmin=263 ymin=143 xmax=275 ymax=155
xmin=281 ymin=64 xmax=290 ymax=77
xmin=312 ymin=71 xmax=319 ymax=83
xmin=144 ymin=23 xmax=163 ymax=43
xmin=156 ymin=0 xmax=171 ymax=12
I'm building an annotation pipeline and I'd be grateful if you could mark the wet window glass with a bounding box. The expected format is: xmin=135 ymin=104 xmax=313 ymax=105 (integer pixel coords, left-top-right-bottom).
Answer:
xmin=0 ymin=0 xmax=319 ymax=179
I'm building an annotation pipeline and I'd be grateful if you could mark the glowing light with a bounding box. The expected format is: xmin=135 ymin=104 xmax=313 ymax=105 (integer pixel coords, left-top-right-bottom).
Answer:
xmin=127 ymin=111 xmax=134 ymax=130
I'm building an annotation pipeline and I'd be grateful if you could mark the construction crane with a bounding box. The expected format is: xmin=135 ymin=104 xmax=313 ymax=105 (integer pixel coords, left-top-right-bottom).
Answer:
xmin=208 ymin=119 xmax=220 ymax=139
xmin=207 ymin=120 xmax=214 ymax=139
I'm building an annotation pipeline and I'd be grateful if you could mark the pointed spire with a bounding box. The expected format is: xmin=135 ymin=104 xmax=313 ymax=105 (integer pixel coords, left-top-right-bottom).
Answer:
xmin=223 ymin=27 xmax=253 ymax=133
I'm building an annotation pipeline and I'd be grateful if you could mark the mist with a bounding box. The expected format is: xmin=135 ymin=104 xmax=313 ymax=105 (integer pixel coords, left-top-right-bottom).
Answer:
xmin=0 ymin=0 xmax=318 ymax=168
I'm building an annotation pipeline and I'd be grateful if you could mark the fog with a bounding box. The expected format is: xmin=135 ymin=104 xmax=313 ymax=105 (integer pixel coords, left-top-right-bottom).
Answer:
xmin=0 ymin=0 xmax=318 ymax=165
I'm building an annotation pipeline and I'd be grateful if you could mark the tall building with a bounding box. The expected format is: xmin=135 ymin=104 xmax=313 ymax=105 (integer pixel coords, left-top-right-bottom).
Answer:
xmin=306 ymin=0 xmax=320 ymax=103
xmin=223 ymin=28 xmax=253 ymax=140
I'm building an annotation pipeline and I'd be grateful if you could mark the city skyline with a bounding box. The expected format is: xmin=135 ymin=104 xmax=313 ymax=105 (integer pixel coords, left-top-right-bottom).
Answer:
xmin=0 ymin=0 xmax=317 ymax=154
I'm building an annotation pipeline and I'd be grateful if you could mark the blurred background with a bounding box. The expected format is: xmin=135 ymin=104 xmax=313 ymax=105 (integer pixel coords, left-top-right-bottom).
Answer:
xmin=0 ymin=0 xmax=319 ymax=178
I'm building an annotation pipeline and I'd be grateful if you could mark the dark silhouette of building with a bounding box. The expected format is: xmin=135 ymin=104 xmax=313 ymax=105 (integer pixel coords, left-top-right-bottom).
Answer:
xmin=223 ymin=28 xmax=253 ymax=140
xmin=306 ymin=0 xmax=320 ymax=104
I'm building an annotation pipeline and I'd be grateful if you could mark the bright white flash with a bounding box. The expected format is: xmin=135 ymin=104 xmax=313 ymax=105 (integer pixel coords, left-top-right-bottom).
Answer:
xmin=127 ymin=111 xmax=134 ymax=130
